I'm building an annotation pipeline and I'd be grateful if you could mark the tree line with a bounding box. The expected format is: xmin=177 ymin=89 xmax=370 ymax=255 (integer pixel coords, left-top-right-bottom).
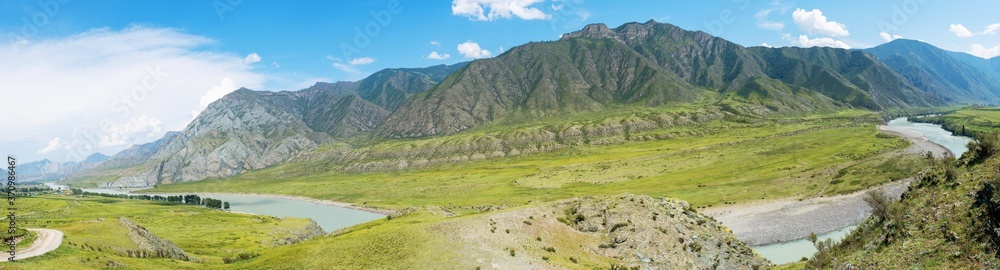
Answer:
xmin=81 ymin=192 xmax=230 ymax=210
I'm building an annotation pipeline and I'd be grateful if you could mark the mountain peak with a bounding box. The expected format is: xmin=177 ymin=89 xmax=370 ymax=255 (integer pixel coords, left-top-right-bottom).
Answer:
xmin=560 ymin=23 xmax=620 ymax=42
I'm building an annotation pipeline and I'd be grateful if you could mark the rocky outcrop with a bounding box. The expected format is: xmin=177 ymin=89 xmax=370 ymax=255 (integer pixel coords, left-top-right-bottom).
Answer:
xmin=270 ymin=219 xmax=325 ymax=246
xmin=562 ymin=194 xmax=770 ymax=269
xmin=117 ymin=217 xmax=189 ymax=261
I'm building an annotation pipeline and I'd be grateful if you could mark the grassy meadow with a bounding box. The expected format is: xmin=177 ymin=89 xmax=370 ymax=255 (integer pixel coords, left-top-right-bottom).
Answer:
xmin=2 ymin=195 xmax=320 ymax=269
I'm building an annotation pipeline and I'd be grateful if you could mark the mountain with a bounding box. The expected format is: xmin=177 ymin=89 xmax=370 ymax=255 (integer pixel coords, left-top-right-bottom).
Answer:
xmin=864 ymin=39 xmax=1000 ymax=103
xmin=379 ymin=21 xmax=944 ymax=137
xmin=17 ymin=153 xmax=109 ymax=182
xmin=91 ymin=63 xmax=466 ymax=187
xmin=73 ymin=21 xmax=989 ymax=186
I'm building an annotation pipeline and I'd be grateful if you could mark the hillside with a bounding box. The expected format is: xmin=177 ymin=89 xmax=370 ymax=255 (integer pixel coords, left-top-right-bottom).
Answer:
xmin=243 ymin=194 xmax=770 ymax=269
xmin=865 ymin=39 xmax=1000 ymax=103
xmin=379 ymin=21 xmax=944 ymax=137
xmin=809 ymin=128 xmax=1000 ymax=268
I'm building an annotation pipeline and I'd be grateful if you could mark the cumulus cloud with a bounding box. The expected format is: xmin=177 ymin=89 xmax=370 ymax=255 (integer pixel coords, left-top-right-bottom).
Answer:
xmin=880 ymin=32 xmax=903 ymax=42
xmin=37 ymin=137 xmax=62 ymax=154
xmin=761 ymin=43 xmax=772 ymax=48
xmin=0 ymin=26 xmax=264 ymax=161
xmin=458 ymin=41 xmax=491 ymax=58
xmin=430 ymin=40 xmax=441 ymax=46
xmin=244 ymin=52 xmax=261 ymax=64
xmin=950 ymin=24 xmax=974 ymax=38
xmin=792 ymin=8 xmax=849 ymax=37
xmin=950 ymin=23 xmax=1000 ymax=38
xmin=426 ymin=51 xmax=451 ymax=60
xmin=194 ymin=77 xmax=239 ymax=118
xmin=452 ymin=0 xmax=551 ymax=21
xmin=348 ymin=57 xmax=376 ymax=65
xmin=795 ymin=35 xmax=851 ymax=49
xmin=970 ymin=44 xmax=1000 ymax=59
xmin=97 ymin=115 xmax=163 ymax=147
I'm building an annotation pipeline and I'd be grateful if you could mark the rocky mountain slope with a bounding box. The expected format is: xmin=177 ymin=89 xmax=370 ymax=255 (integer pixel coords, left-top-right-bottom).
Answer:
xmin=91 ymin=63 xmax=466 ymax=187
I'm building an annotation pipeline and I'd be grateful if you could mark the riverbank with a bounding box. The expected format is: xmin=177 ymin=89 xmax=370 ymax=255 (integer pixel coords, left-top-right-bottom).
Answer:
xmin=704 ymin=122 xmax=952 ymax=246
xmin=877 ymin=124 xmax=953 ymax=158
xmin=704 ymin=179 xmax=910 ymax=246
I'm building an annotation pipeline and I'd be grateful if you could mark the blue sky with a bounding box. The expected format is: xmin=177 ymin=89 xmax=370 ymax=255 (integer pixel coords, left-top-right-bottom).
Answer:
xmin=2 ymin=0 xmax=999 ymax=162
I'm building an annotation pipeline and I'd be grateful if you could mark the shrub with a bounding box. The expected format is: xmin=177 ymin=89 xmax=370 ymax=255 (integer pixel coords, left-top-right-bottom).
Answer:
xmin=973 ymin=177 xmax=1000 ymax=254
xmin=863 ymin=190 xmax=893 ymax=223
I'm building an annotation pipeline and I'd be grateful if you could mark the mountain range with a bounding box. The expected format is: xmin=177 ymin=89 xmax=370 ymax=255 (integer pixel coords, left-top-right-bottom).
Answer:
xmin=57 ymin=20 xmax=999 ymax=188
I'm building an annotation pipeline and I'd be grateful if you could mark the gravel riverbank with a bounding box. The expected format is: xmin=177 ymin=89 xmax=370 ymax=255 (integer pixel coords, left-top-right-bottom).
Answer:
xmin=704 ymin=124 xmax=950 ymax=246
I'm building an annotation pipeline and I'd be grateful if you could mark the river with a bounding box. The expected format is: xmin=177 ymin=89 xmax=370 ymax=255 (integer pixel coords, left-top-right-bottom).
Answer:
xmin=43 ymin=183 xmax=384 ymax=233
xmin=749 ymin=117 xmax=973 ymax=264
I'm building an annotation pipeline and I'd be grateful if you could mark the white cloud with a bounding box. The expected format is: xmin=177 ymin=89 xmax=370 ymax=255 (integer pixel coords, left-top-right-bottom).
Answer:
xmin=194 ymin=77 xmax=239 ymax=118
xmin=0 ymin=26 xmax=264 ymax=161
xmin=970 ymin=44 xmax=1000 ymax=59
xmin=761 ymin=43 xmax=772 ymax=48
xmin=272 ymin=61 xmax=280 ymax=68
xmin=348 ymin=57 xmax=376 ymax=65
xmin=37 ymin=137 xmax=62 ymax=154
xmin=452 ymin=0 xmax=551 ymax=21
xmin=795 ymin=35 xmax=851 ymax=49
xmin=244 ymin=52 xmax=261 ymax=64
xmin=97 ymin=115 xmax=163 ymax=147
xmin=879 ymin=32 xmax=903 ymax=42
xmin=755 ymin=9 xmax=784 ymax=31
xmin=950 ymin=24 xmax=974 ymax=38
xmin=426 ymin=51 xmax=451 ymax=60
xmin=430 ymin=40 xmax=441 ymax=46
xmin=985 ymin=23 xmax=1000 ymax=35
xmin=792 ymin=8 xmax=849 ymax=37
xmin=333 ymin=62 xmax=360 ymax=74
xmin=457 ymin=40 xmax=492 ymax=58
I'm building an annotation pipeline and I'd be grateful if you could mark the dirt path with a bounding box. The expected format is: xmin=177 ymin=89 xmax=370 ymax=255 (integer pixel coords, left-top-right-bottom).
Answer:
xmin=704 ymin=124 xmax=950 ymax=246
xmin=1 ymin=228 xmax=63 ymax=262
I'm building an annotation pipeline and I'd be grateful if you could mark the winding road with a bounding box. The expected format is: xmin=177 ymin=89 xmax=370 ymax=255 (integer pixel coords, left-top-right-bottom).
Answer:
xmin=0 ymin=228 xmax=63 ymax=262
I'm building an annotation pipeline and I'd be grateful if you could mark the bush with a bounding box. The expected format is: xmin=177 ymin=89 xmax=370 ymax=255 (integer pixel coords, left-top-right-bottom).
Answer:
xmin=863 ymin=190 xmax=893 ymax=223
xmin=973 ymin=177 xmax=1000 ymax=254
xmin=223 ymin=252 xmax=259 ymax=264
xmin=962 ymin=130 xmax=1000 ymax=166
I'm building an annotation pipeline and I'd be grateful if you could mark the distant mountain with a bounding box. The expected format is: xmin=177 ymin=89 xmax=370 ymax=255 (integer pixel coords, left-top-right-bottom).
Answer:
xmin=379 ymin=21 xmax=944 ymax=137
xmin=17 ymin=153 xmax=109 ymax=182
xmin=91 ymin=63 xmax=467 ymax=187
xmin=864 ymin=39 xmax=1000 ymax=103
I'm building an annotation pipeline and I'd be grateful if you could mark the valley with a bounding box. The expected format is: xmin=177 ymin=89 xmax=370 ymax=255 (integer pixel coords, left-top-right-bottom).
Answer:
xmin=7 ymin=13 xmax=1000 ymax=269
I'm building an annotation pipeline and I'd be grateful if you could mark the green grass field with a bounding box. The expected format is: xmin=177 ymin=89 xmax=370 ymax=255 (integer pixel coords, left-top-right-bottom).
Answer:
xmin=147 ymin=111 xmax=926 ymax=211
xmin=2 ymin=195 xmax=321 ymax=269
xmin=912 ymin=106 xmax=1000 ymax=137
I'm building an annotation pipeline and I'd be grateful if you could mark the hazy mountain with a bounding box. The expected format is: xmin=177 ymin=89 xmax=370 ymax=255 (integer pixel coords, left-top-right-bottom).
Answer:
xmin=16 ymin=153 xmax=109 ymax=182
xmin=865 ymin=39 xmax=1000 ymax=103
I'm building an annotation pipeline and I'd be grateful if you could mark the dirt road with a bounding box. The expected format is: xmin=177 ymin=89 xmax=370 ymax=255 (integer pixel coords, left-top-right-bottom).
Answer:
xmin=0 ymin=228 xmax=63 ymax=262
